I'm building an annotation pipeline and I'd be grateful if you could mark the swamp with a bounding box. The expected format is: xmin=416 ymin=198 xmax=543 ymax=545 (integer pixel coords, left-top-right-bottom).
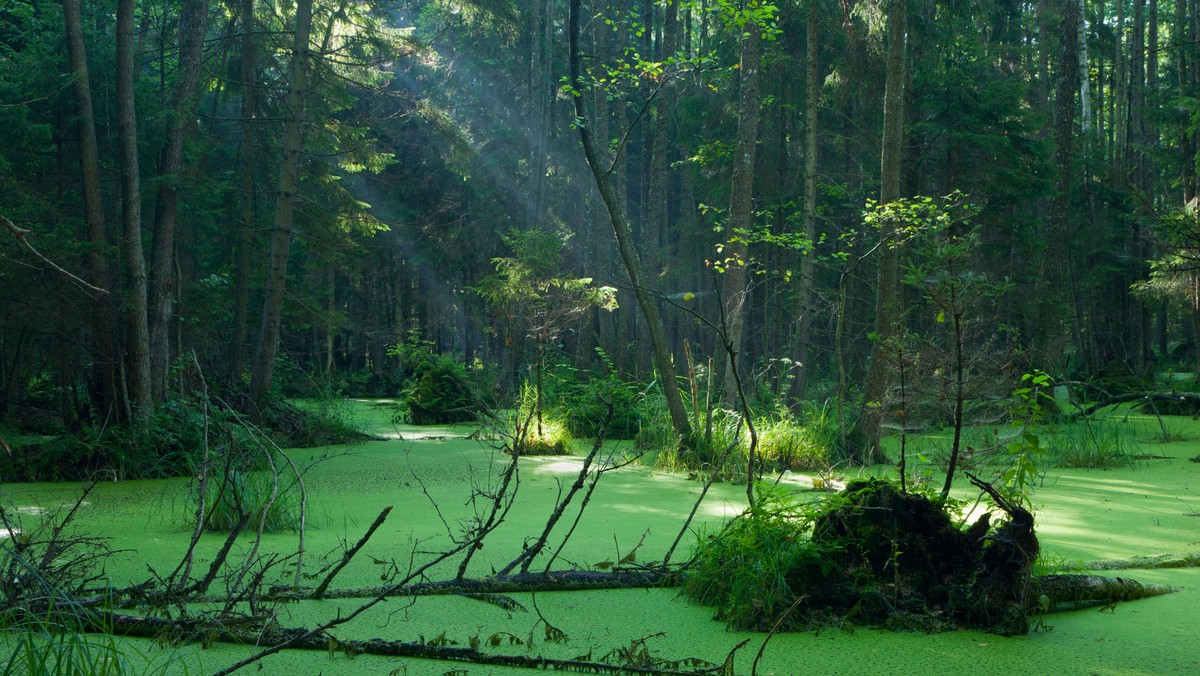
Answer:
xmin=5 ymin=0 xmax=1200 ymax=673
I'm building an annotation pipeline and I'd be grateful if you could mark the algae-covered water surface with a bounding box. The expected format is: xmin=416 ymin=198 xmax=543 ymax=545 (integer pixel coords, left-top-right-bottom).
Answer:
xmin=2 ymin=403 xmax=1198 ymax=675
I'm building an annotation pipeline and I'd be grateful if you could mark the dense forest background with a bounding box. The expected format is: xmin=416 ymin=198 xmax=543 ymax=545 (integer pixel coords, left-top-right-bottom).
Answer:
xmin=3 ymin=0 xmax=1200 ymax=466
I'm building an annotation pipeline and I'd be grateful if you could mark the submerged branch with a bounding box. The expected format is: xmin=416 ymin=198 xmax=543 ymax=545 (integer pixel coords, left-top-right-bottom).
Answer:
xmin=98 ymin=609 xmax=723 ymax=675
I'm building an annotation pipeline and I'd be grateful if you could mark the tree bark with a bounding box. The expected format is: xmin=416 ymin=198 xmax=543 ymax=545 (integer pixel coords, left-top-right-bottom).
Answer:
xmin=149 ymin=0 xmax=208 ymax=403
xmin=249 ymin=0 xmax=314 ymax=410
xmin=116 ymin=0 xmax=152 ymax=418
xmin=64 ymin=0 xmax=122 ymax=421
xmin=716 ymin=14 xmax=763 ymax=408
xmin=1032 ymin=574 xmax=1176 ymax=608
xmin=231 ymin=0 xmax=258 ymax=378
xmin=851 ymin=0 xmax=907 ymax=465
xmin=790 ymin=1 xmax=820 ymax=403
xmin=568 ymin=0 xmax=692 ymax=444
xmin=1044 ymin=0 xmax=1081 ymax=363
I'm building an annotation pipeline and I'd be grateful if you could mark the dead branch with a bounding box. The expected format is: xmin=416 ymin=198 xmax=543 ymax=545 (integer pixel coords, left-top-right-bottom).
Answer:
xmin=185 ymin=568 xmax=678 ymax=604
xmin=1 ymin=212 xmax=108 ymax=297
xmin=312 ymin=505 xmax=392 ymax=599
xmin=497 ymin=401 xmax=613 ymax=576
xmin=1078 ymin=391 xmax=1200 ymax=416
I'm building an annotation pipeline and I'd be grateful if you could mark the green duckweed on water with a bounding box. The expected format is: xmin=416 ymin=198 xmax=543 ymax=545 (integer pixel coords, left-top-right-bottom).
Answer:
xmin=2 ymin=402 xmax=1199 ymax=675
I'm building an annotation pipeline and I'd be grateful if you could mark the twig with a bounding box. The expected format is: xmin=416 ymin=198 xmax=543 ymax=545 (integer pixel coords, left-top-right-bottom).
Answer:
xmin=751 ymin=594 xmax=807 ymax=675
xmin=662 ymin=433 xmax=741 ymax=568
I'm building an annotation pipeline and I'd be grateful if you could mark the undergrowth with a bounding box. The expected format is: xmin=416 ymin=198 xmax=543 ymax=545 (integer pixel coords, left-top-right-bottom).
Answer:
xmin=649 ymin=401 xmax=834 ymax=480
xmin=683 ymin=484 xmax=836 ymax=631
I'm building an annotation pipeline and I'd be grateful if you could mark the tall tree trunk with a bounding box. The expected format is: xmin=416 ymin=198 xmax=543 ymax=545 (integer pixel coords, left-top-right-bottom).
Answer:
xmin=148 ymin=0 xmax=208 ymax=403
xmin=249 ymin=0 xmax=314 ymax=410
xmin=1078 ymin=0 xmax=1091 ymax=136
xmin=1045 ymin=0 xmax=1080 ymax=361
xmin=791 ymin=0 xmax=820 ymax=403
xmin=716 ymin=14 xmax=763 ymax=406
xmin=528 ymin=0 xmax=551 ymax=228
xmin=851 ymin=0 xmax=907 ymax=465
xmin=116 ymin=0 xmax=152 ymax=417
xmin=231 ymin=0 xmax=258 ymax=378
xmin=646 ymin=0 xmax=677 ymax=296
xmin=64 ymin=0 xmax=122 ymax=420
xmin=568 ymin=0 xmax=692 ymax=444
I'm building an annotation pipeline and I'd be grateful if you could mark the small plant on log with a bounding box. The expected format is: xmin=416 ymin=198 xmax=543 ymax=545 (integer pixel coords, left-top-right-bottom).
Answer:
xmin=511 ymin=382 xmax=573 ymax=455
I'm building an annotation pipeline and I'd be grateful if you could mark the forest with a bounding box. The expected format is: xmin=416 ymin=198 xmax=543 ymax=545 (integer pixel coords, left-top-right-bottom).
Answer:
xmin=1 ymin=0 xmax=1199 ymax=674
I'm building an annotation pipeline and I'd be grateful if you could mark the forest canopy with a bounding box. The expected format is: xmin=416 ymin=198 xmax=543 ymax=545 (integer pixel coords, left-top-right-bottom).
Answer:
xmin=1 ymin=0 xmax=1198 ymax=462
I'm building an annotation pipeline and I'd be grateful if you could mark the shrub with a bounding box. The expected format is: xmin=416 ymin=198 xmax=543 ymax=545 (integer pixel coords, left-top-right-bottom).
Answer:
xmin=649 ymin=402 xmax=834 ymax=480
xmin=757 ymin=404 xmax=834 ymax=471
xmin=392 ymin=339 xmax=486 ymax=425
xmin=684 ymin=484 xmax=836 ymax=631
xmin=558 ymin=374 xmax=646 ymax=439
xmin=264 ymin=399 xmax=367 ymax=448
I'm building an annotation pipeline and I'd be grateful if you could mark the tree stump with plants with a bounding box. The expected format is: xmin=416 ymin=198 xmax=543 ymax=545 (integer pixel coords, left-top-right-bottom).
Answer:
xmin=809 ymin=476 xmax=1036 ymax=634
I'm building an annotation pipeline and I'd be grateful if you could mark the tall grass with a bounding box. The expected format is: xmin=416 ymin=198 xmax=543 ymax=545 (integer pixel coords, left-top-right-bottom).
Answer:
xmin=647 ymin=399 xmax=834 ymax=480
xmin=1044 ymin=418 xmax=1136 ymax=469
xmin=2 ymin=616 xmax=129 ymax=676
xmin=509 ymin=383 xmax=573 ymax=455
xmin=201 ymin=467 xmax=302 ymax=533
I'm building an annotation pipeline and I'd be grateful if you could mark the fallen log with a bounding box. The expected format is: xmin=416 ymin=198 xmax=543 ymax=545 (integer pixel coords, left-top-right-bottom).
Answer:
xmin=1032 ymin=574 xmax=1176 ymax=610
xmin=93 ymin=610 xmax=732 ymax=676
xmin=153 ymin=568 xmax=680 ymax=605
xmin=1078 ymin=391 xmax=1200 ymax=416
xmin=1087 ymin=552 xmax=1200 ymax=571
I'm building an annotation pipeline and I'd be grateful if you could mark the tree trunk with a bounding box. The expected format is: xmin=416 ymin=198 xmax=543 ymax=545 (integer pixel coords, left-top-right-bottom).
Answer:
xmin=64 ymin=0 xmax=122 ymax=421
xmin=568 ymin=0 xmax=692 ymax=444
xmin=149 ymin=0 xmax=208 ymax=403
xmin=716 ymin=15 xmax=763 ymax=408
xmin=1044 ymin=0 xmax=1080 ymax=361
xmin=852 ymin=0 xmax=907 ymax=465
xmin=249 ymin=0 xmax=314 ymax=411
xmin=116 ymin=0 xmax=152 ymax=418
xmin=1179 ymin=0 xmax=1197 ymax=202
xmin=790 ymin=1 xmax=820 ymax=403
xmin=231 ymin=0 xmax=258 ymax=378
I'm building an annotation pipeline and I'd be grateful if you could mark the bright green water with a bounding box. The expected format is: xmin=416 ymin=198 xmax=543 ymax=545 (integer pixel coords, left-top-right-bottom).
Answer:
xmin=3 ymin=403 xmax=1198 ymax=674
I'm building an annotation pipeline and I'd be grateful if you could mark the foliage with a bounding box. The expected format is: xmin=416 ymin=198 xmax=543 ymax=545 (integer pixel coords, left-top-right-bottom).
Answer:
xmin=391 ymin=337 xmax=487 ymax=425
xmin=755 ymin=404 xmax=833 ymax=471
xmin=511 ymin=383 xmax=572 ymax=456
xmin=552 ymin=352 xmax=646 ymax=440
xmin=2 ymin=398 xmax=208 ymax=482
xmin=261 ymin=399 xmax=367 ymax=449
xmin=683 ymin=484 xmax=835 ymax=631
xmin=996 ymin=371 xmax=1054 ymax=506
xmin=476 ymin=226 xmax=617 ymax=425
xmin=889 ymin=193 xmax=1015 ymax=498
